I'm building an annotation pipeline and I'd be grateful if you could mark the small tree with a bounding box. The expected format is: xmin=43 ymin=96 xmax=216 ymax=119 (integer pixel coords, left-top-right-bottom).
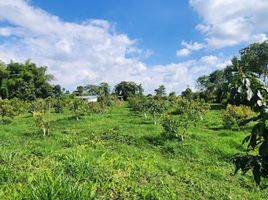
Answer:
xmin=147 ymin=98 xmax=168 ymax=125
xmin=172 ymin=98 xmax=209 ymax=140
xmin=69 ymin=98 xmax=87 ymax=120
xmin=0 ymin=98 xmax=16 ymax=123
xmin=33 ymin=111 xmax=50 ymax=136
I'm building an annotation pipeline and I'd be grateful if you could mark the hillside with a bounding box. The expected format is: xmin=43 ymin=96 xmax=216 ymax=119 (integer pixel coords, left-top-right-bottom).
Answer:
xmin=0 ymin=103 xmax=267 ymax=199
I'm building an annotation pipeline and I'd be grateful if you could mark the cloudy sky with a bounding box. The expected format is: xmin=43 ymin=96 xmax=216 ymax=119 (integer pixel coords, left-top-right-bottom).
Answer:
xmin=0 ymin=0 xmax=267 ymax=93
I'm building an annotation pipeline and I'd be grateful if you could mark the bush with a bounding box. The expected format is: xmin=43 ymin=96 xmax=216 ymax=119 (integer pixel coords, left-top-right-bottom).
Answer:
xmin=222 ymin=104 xmax=255 ymax=129
xmin=0 ymin=98 xmax=16 ymax=123
xmin=161 ymin=116 xmax=182 ymax=140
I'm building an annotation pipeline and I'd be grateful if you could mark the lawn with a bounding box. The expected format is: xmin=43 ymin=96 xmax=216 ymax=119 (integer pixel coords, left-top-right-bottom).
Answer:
xmin=0 ymin=103 xmax=267 ymax=199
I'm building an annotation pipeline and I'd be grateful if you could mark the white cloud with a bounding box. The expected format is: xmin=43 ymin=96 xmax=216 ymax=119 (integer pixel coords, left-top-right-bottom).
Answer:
xmin=181 ymin=41 xmax=204 ymax=51
xmin=189 ymin=0 xmax=268 ymax=49
xmin=176 ymin=48 xmax=191 ymax=57
xmin=0 ymin=0 xmax=231 ymax=94
xmin=176 ymin=41 xmax=204 ymax=57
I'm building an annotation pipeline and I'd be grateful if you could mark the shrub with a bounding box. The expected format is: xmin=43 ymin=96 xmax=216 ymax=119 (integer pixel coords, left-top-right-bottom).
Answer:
xmin=28 ymin=98 xmax=46 ymax=114
xmin=33 ymin=111 xmax=50 ymax=136
xmin=68 ymin=98 xmax=87 ymax=120
xmin=161 ymin=115 xmax=182 ymax=140
xmin=222 ymin=104 xmax=255 ymax=129
xmin=10 ymin=98 xmax=26 ymax=115
xmin=171 ymin=98 xmax=209 ymax=140
xmin=0 ymin=98 xmax=16 ymax=123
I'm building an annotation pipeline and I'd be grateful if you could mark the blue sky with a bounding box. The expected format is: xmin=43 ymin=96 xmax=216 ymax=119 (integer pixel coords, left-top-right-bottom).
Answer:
xmin=0 ymin=0 xmax=267 ymax=93
xmin=31 ymin=0 xmax=201 ymax=65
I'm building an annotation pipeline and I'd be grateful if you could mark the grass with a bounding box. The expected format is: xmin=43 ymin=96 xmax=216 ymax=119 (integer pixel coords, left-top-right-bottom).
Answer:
xmin=0 ymin=103 xmax=268 ymax=199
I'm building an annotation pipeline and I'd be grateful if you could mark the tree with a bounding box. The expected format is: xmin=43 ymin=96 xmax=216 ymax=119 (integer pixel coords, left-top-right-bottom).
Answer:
xmin=114 ymin=81 xmax=143 ymax=100
xmin=0 ymin=98 xmax=16 ymax=123
xmin=74 ymin=86 xmax=84 ymax=96
xmin=181 ymin=88 xmax=194 ymax=100
xmin=69 ymin=98 xmax=87 ymax=120
xmin=196 ymin=69 xmax=226 ymax=102
xmin=52 ymin=84 xmax=63 ymax=97
xmin=147 ymin=98 xmax=168 ymax=125
xmin=33 ymin=112 xmax=50 ymax=136
xmin=239 ymin=41 xmax=268 ymax=82
xmin=99 ymin=82 xmax=110 ymax=96
xmin=85 ymin=84 xmax=99 ymax=95
xmin=0 ymin=60 xmax=55 ymax=100
xmin=231 ymin=71 xmax=268 ymax=185
xmin=154 ymin=85 xmax=166 ymax=97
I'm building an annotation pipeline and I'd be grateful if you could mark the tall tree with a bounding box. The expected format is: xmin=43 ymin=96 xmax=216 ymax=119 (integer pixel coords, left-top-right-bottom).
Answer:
xmin=0 ymin=60 xmax=54 ymax=100
xmin=239 ymin=41 xmax=268 ymax=82
xmin=154 ymin=85 xmax=166 ymax=97
xmin=114 ymin=81 xmax=143 ymax=100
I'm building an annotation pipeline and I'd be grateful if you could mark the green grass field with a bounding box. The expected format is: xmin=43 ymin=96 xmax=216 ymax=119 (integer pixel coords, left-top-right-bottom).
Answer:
xmin=0 ymin=103 xmax=267 ymax=199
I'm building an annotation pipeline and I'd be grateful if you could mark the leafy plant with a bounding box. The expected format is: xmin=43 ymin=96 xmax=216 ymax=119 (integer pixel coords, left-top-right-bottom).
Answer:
xmin=222 ymin=104 xmax=255 ymax=129
xmin=172 ymin=98 xmax=209 ymax=140
xmin=68 ymin=98 xmax=87 ymax=120
xmin=0 ymin=98 xmax=16 ymax=123
xmin=33 ymin=111 xmax=50 ymax=136
xmin=232 ymin=71 xmax=268 ymax=185
xmin=161 ymin=115 xmax=182 ymax=140
xmin=147 ymin=98 xmax=168 ymax=125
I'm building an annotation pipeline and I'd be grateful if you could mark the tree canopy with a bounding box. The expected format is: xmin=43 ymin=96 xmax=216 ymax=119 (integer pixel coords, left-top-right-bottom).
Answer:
xmin=0 ymin=60 xmax=58 ymax=100
xmin=114 ymin=81 xmax=143 ymax=100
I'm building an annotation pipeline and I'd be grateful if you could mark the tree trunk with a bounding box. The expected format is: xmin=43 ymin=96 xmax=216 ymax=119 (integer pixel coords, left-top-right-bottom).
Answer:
xmin=43 ymin=128 xmax=46 ymax=136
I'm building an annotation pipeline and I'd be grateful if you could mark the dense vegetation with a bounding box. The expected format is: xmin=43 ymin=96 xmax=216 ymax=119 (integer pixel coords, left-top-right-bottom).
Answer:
xmin=0 ymin=41 xmax=268 ymax=199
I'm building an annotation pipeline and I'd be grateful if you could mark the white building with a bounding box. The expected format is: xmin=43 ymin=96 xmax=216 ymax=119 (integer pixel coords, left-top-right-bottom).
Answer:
xmin=76 ymin=95 xmax=98 ymax=102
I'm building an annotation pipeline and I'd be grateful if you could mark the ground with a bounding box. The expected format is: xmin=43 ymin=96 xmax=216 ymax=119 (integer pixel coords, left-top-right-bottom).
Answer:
xmin=0 ymin=103 xmax=267 ymax=199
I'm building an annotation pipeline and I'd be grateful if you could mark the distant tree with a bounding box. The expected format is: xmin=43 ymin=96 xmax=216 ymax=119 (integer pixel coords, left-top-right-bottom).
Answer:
xmin=196 ymin=69 xmax=227 ymax=102
xmin=154 ymin=85 xmax=166 ymax=97
xmin=75 ymin=86 xmax=84 ymax=96
xmin=85 ymin=84 xmax=99 ymax=95
xmin=239 ymin=40 xmax=268 ymax=82
xmin=114 ymin=81 xmax=143 ymax=100
xmin=52 ymin=84 xmax=63 ymax=97
xmin=0 ymin=60 xmax=54 ymax=100
xmin=169 ymin=92 xmax=176 ymax=97
xmin=99 ymin=82 xmax=110 ymax=96
xmin=181 ymin=88 xmax=194 ymax=100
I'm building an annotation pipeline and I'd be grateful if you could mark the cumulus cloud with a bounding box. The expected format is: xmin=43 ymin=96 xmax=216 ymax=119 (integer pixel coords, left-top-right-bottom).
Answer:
xmin=189 ymin=0 xmax=268 ymax=49
xmin=176 ymin=48 xmax=191 ymax=57
xmin=176 ymin=41 xmax=204 ymax=57
xmin=0 ymin=0 xmax=230 ymax=94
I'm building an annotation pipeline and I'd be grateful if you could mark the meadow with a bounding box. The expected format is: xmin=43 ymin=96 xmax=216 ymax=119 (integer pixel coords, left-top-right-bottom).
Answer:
xmin=0 ymin=102 xmax=267 ymax=199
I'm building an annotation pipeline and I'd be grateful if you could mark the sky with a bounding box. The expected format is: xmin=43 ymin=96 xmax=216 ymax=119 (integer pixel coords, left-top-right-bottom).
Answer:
xmin=0 ymin=0 xmax=267 ymax=94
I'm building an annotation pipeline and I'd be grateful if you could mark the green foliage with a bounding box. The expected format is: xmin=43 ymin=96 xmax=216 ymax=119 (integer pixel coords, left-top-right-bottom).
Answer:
xmin=10 ymin=97 xmax=26 ymax=115
xmin=28 ymin=98 xmax=46 ymax=114
xmin=172 ymin=98 xmax=209 ymax=139
xmin=114 ymin=81 xmax=143 ymax=100
xmin=128 ymin=96 xmax=149 ymax=117
xmin=0 ymin=98 xmax=16 ymax=122
xmin=147 ymin=98 xmax=169 ymax=125
xmin=68 ymin=98 xmax=88 ymax=120
xmin=161 ymin=115 xmax=182 ymax=140
xmin=154 ymin=85 xmax=166 ymax=97
xmin=2 ymin=102 xmax=268 ymax=198
xmin=0 ymin=60 xmax=55 ymax=100
xmin=222 ymin=104 xmax=255 ymax=129
xmin=24 ymin=171 xmax=92 ymax=199
xmin=54 ymin=97 xmax=64 ymax=113
xmin=33 ymin=111 xmax=50 ymax=136
xmin=232 ymin=68 xmax=268 ymax=185
xmin=196 ymin=40 xmax=268 ymax=103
